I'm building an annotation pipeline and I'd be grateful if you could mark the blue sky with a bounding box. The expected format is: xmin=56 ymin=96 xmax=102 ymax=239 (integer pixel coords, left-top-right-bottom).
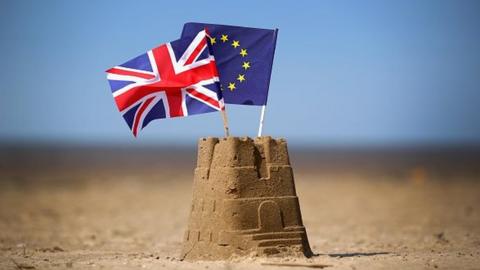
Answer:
xmin=1 ymin=0 xmax=479 ymax=146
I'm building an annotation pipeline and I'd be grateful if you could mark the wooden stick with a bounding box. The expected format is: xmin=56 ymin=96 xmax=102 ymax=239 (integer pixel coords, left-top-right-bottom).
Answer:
xmin=221 ymin=108 xmax=230 ymax=137
xmin=257 ymin=105 xmax=266 ymax=137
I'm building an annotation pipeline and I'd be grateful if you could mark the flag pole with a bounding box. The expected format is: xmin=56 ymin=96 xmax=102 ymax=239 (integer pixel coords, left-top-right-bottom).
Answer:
xmin=257 ymin=28 xmax=278 ymax=138
xmin=257 ymin=105 xmax=266 ymax=137
xmin=221 ymin=108 xmax=230 ymax=137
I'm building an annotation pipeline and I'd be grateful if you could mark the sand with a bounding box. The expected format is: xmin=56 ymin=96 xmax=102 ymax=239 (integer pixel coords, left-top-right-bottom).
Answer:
xmin=0 ymin=146 xmax=479 ymax=269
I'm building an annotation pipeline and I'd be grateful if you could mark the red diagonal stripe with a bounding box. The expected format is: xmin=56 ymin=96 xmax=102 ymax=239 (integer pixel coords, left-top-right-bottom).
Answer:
xmin=132 ymin=97 xmax=155 ymax=137
xmin=184 ymin=38 xmax=207 ymax=65
xmin=107 ymin=67 xmax=155 ymax=80
xmin=186 ymin=88 xmax=220 ymax=109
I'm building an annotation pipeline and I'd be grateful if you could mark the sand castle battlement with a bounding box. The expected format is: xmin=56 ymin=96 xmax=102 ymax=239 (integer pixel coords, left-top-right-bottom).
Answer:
xmin=181 ymin=136 xmax=312 ymax=260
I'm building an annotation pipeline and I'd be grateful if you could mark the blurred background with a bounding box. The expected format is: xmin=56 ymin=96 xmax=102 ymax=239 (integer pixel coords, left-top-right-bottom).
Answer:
xmin=1 ymin=0 xmax=480 ymax=147
xmin=1 ymin=1 xmax=480 ymax=269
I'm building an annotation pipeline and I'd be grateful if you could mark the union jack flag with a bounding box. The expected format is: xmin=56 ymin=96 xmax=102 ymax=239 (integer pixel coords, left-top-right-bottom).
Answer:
xmin=106 ymin=30 xmax=224 ymax=137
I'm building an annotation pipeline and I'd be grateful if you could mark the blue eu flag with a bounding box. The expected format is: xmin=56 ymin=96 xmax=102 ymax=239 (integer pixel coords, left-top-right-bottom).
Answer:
xmin=182 ymin=23 xmax=278 ymax=106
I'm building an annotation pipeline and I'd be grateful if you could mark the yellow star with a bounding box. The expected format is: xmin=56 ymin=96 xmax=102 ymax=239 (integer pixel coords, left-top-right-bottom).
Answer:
xmin=242 ymin=61 xmax=251 ymax=70
xmin=237 ymin=74 xmax=246 ymax=82
xmin=239 ymin=48 xmax=248 ymax=57
xmin=227 ymin=82 xmax=236 ymax=91
xmin=210 ymin=37 xmax=216 ymax=45
xmin=231 ymin=40 xmax=240 ymax=48
xmin=220 ymin=34 xmax=228 ymax=42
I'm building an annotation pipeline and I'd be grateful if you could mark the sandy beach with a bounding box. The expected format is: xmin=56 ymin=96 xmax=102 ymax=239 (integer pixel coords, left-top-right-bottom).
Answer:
xmin=1 ymin=146 xmax=479 ymax=269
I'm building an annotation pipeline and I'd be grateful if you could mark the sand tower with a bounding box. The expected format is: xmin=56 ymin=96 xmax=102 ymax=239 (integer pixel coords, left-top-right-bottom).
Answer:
xmin=181 ymin=136 xmax=312 ymax=260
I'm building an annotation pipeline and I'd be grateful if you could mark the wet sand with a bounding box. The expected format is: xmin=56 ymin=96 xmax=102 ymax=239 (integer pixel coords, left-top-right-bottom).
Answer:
xmin=0 ymin=145 xmax=479 ymax=269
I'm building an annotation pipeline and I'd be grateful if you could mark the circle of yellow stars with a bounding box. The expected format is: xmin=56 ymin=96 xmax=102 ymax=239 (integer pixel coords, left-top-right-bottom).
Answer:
xmin=209 ymin=33 xmax=251 ymax=92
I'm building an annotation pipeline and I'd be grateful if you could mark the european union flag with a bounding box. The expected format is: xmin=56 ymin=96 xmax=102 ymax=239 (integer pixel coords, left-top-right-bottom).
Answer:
xmin=181 ymin=23 xmax=278 ymax=106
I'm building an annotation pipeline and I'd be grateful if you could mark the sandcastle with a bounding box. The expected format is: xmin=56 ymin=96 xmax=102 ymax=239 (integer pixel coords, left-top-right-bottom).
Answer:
xmin=181 ymin=136 xmax=312 ymax=260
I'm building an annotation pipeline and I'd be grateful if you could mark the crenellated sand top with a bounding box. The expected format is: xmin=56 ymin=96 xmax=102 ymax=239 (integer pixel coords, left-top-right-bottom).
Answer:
xmin=196 ymin=136 xmax=290 ymax=169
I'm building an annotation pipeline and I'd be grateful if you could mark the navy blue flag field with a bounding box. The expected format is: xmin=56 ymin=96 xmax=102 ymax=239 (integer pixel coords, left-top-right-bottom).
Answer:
xmin=182 ymin=23 xmax=278 ymax=106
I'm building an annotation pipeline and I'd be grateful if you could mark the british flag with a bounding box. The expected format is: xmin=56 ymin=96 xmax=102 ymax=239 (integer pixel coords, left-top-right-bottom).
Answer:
xmin=106 ymin=30 xmax=224 ymax=137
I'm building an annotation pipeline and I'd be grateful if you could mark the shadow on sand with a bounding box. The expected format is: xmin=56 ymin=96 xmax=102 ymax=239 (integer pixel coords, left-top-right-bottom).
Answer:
xmin=315 ymin=252 xmax=391 ymax=258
